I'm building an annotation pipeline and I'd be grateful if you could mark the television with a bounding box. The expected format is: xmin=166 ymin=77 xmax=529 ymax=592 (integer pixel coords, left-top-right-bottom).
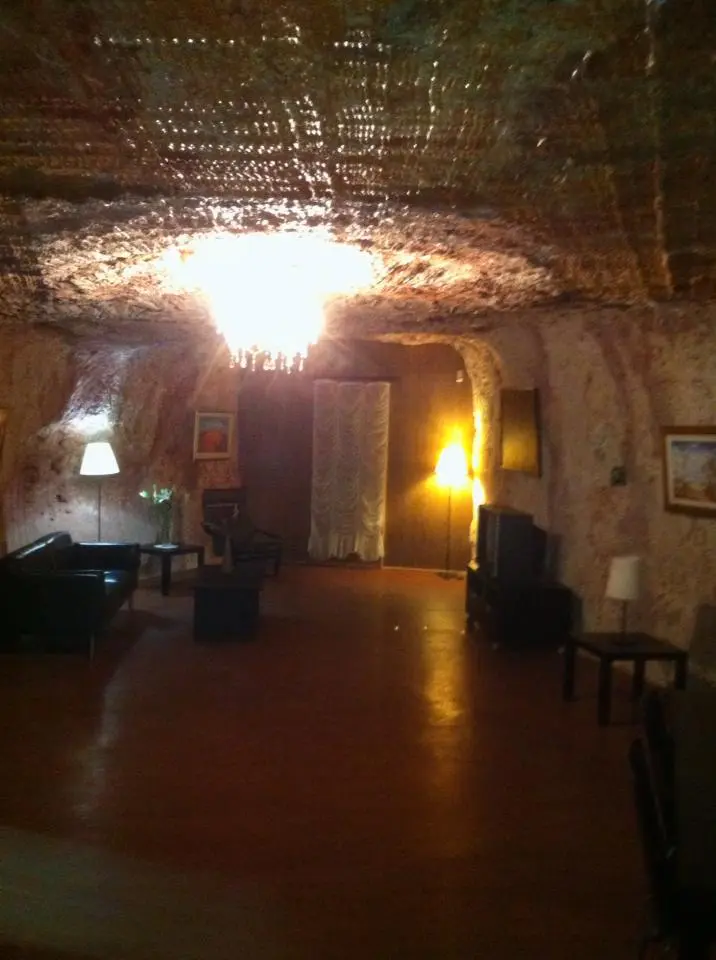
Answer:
xmin=477 ymin=504 xmax=543 ymax=583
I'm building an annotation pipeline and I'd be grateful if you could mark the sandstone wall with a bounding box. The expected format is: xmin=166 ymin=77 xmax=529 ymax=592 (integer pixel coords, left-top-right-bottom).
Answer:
xmin=4 ymin=314 xmax=716 ymax=678
xmin=0 ymin=329 xmax=239 ymax=561
xmin=462 ymin=309 xmax=716 ymax=675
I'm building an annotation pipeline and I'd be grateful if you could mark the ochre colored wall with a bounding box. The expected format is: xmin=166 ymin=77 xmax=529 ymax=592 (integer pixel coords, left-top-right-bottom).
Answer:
xmin=237 ymin=340 xmax=474 ymax=569
xmin=0 ymin=330 xmax=240 ymax=557
xmin=0 ymin=331 xmax=471 ymax=570
xmin=463 ymin=309 xmax=716 ymax=672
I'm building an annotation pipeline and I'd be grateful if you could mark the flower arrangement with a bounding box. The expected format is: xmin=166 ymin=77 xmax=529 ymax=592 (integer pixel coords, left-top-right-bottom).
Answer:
xmin=139 ymin=484 xmax=175 ymax=544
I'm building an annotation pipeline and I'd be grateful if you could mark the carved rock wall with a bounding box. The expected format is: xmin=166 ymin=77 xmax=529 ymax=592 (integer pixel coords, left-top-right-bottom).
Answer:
xmin=0 ymin=329 xmax=239 ymax=560
xmin=462 ymin=309 xmax=716 ymax=675
xmin=3 ymin=313 xmax=716 ymax=679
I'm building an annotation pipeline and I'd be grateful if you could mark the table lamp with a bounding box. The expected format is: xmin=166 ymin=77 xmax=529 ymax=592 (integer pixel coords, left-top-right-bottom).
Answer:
xmin=80 ymin=441 xmax=119 ymax=541
xmin=605 ymin=554 xmax=640 ymax=641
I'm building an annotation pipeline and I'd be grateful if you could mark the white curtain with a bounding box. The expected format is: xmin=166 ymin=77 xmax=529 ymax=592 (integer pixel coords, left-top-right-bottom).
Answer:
xmin=309 ymin=380 xmax=390 ymax=562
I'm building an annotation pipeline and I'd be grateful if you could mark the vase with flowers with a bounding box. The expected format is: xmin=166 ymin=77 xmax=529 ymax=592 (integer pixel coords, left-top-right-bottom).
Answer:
xmin=139 ymin=484 xmax=175 ymax=545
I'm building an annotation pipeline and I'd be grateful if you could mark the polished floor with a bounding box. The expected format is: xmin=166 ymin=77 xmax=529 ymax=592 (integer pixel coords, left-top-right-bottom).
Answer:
xmin=0 ymin=567 xmax=645 ymax=959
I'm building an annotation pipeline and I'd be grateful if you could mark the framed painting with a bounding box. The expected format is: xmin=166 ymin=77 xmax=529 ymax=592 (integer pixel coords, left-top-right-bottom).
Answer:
xmin=662 ymin=427 xmax=716 ymax=516
xmin=500 ymin=388 xmax=541 ymax=477
xmin=193 ymin=412 xmax=235 ymax=461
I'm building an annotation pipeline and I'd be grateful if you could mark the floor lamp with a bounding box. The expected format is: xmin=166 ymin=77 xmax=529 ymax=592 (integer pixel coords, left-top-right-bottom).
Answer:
xmin=80 ymin=441 xmax=119 ymax=541
xmin=435 ymin=443 xmax=469 ymax=580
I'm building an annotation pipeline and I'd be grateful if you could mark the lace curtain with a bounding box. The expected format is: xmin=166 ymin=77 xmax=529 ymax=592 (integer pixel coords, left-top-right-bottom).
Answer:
xmin=309 ymin=380 xmax=390 ymax=562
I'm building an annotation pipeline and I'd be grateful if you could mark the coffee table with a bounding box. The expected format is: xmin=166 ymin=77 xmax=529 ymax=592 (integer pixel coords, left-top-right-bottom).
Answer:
xmin=139 ymin=543 xmax=205 ymax=596
xmin=193 ymin=563 xmax=265 ymax=640
xmin=562 ymin=631 xmax=688 ymax=726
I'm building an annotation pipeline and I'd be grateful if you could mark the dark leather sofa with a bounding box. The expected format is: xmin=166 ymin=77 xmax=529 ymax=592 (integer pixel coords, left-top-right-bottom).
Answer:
xmin=0 ymin=532 xmax=140 ymax=657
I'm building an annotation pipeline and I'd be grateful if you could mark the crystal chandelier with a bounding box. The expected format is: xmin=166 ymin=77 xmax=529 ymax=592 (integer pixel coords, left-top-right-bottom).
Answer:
xmin=162 ymin=232 xmax=375 ymax=371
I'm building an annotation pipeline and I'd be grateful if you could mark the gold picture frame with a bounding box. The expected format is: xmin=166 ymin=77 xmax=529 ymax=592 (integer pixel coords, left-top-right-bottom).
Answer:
xmin=662 ymin=426 xmax=716 ymax=516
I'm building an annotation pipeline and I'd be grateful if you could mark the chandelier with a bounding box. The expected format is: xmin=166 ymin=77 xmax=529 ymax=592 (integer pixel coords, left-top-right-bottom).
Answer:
xmin=161 ymin=232 xmax=375 ymax=372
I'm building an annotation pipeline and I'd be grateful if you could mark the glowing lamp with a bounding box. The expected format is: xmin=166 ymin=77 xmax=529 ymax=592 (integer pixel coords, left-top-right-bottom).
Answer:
xmin=435 ymin=443 xmax=470 ymax=578
xmin=435 ymin=443 xmax=469 ymax=489
xmin=80 ymin=441 xmax=119 ymax=541
xmin=160 ymin=232 xmax=376 ymax=372
xmin=79 ymin=441 xmax=119 ymax=478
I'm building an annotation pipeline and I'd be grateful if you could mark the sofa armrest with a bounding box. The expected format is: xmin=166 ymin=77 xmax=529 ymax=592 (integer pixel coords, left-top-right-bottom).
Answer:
xmin=17 ymin=571 xmax=106 ymax=634
xmin=71 ymin=542 xmax=141 ymax=572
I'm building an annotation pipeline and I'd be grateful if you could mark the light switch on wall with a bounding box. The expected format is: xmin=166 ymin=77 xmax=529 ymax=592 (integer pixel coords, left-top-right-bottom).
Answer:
xmin=610 ymin=466 xmax=627 ymax=486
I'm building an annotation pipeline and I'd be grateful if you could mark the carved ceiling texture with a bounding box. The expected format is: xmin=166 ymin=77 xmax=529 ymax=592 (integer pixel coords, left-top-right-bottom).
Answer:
xmin=0 ymin=0 xmax=714 ymax=341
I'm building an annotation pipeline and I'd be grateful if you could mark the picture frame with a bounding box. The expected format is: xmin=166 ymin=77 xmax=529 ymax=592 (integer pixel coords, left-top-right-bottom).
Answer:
xmin=193 ymin=411 xmax=235 ymax=461
xmin=662 ymin=427 xmax=716 ymax=516
xmin=500 ymin=388 xmax=541 ymax=476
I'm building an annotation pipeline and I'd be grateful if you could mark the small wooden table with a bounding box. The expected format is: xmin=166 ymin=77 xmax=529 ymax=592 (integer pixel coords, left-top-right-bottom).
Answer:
xmin=562 ymin=632 xmax=688 ymax=725
xmin=193 ymin=564 xmax=265 ymax=640
xmin=139 ymin=543 xmax=205 ymax=596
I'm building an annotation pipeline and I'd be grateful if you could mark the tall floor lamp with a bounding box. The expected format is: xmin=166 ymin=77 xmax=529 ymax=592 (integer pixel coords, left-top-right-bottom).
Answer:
xmin=435 ymin=442 xmax=469 ymax=580
xmin=80 ymin=441 xmax=119 ymax=541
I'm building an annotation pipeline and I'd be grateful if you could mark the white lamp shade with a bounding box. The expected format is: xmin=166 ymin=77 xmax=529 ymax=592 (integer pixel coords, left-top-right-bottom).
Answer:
xmin=435 ymin=443 xmax=469 ymax=488
xmin=79 ymin=441 xmax=119 ymax=477
xmin=605 ymin=555 xmax=640 ymax=602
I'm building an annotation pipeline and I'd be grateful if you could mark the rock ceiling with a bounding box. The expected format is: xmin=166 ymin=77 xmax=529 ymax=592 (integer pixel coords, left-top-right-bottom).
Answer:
xmin=0 ymin=0 xmax=714 ymax=344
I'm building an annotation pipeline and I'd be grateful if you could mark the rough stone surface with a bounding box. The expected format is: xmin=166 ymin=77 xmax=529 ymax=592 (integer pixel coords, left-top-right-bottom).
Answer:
xmin=0 ymin=0 xmax=715 ymax=680
xmin=1 ymin=0 xmax=715 ymax=315
xmin=0 ymin=198 xmax=564 ymax=341
xmin=0 ymin=330 xmax=239 ymax=567
xmin=460 ymin=308 xmax=716 ymax=679
xmin=3 ymin=307 xmax=716 ymax=681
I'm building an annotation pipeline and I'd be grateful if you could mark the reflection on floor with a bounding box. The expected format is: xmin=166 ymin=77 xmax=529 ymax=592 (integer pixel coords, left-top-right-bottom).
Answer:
xmin=0 ymin=567 xmax=643 ymax=959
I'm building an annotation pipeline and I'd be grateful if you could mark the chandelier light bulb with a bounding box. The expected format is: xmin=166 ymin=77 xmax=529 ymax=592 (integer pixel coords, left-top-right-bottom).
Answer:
xmin=160 ymin=231 xmax=376 ymax=370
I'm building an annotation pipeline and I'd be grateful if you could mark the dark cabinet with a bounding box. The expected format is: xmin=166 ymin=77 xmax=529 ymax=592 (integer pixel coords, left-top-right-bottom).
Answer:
xmin=466 ymin=561 xmax=573 ymax=648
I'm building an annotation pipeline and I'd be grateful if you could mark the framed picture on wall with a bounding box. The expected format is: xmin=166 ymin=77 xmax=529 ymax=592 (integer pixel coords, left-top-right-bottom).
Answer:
xmin=500 ymin=389 xmax=541 ymax=476
xmin=662 ymin=426 xmax=716 ymax=516
xmin=193 ymin=412 xmax=235 ymax=461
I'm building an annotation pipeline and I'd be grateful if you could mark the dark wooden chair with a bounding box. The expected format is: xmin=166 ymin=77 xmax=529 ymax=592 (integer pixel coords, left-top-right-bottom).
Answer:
xmin=201 ymin=488 xmax=282 ymax=576
xmin=628 ymin=737 xmax=679 ymax=959
xmin=642 ymin=690 xmax=676 ymax=843
xmin=201 ymin=487 xmax=248 ymax=526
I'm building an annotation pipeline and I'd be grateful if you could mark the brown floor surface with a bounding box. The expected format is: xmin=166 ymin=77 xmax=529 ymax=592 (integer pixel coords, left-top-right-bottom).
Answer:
xmin=0 ymin=567 xmax=646 ymax=959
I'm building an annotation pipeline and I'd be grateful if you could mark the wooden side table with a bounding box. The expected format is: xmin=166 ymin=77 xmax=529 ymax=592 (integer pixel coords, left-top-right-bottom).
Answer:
xmin=562 ymin=632 xmax=688 ymax=726
xmin=139 ymin=543 xmax=205 ymax=596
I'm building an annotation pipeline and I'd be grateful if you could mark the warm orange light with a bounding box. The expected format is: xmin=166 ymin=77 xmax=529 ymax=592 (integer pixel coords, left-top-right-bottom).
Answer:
xmin=160 ymin=231 xmax=376 ymax=370
xmin=472 ymin=409 xmax=486 ymax=506
xmin=435 ymin=443 xmax=470 ymax=489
